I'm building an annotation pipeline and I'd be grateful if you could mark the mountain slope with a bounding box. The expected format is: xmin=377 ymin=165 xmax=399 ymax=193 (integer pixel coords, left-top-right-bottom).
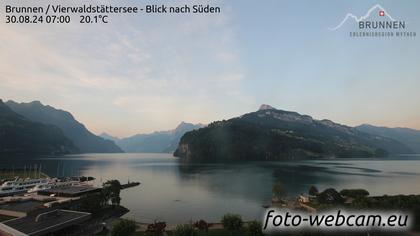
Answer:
xmin=356 ymin=124 xmax=420 ymax=153
xmin=6 ymin=100 xmax=123 ymax=153
xmin=112 ymin=122 xmax=204 ymax=153
xmin=174 ymin=105 xmax=412 ymax=162
xmin=0 ymin=100 xmax=77 ymax=155
xmin=99 ymin=132 xmax=120 ymax=143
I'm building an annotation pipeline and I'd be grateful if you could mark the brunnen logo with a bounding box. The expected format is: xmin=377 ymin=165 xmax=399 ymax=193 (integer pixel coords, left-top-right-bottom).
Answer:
xmin=329 ymin=4 xmax=416 ymax=38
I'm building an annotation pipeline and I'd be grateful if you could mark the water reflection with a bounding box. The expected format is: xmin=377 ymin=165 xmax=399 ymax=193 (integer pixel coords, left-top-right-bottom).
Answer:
xmin=0 ymin=154 xmax=420 ymax=223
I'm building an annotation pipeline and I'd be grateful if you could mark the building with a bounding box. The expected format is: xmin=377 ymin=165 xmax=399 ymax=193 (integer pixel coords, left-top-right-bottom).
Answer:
xmin=37 ymin=186 xmax=101 ymax=198
xmin=0 ymin=209 xmax=91 ymax=236
xmin=298 ymin=194 xmax=310 ymax=203
xmin=0 ymin=200 xmax=48 ymax=218
xmin=0 ymin=191 xmax=96 ymax=235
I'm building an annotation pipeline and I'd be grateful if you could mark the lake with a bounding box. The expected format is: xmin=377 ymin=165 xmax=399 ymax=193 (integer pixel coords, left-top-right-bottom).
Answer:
xmin=1 ymin=153 xmax=420 ymax=223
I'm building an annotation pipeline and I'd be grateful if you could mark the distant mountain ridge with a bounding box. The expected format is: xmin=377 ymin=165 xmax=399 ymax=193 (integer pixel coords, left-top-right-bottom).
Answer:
xmin=356 ymin=124 xmax=420 ymax=153
xmin=0 ymin=100 xmax=77 ymax=155
xmin=99 ymin=132 xmax=119 ymax=143
xmin=6 ymin=100 xmax=123 ymax=153
xmin=174 ymin=105 xmax=412 ymax=162
xmin=102 ymin=122 xmax=204 ymax=153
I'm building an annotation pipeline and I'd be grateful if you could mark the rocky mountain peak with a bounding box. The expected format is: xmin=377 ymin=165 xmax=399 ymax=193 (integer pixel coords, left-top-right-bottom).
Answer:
xmin=259 ymin=104 xmax=276 ymax=111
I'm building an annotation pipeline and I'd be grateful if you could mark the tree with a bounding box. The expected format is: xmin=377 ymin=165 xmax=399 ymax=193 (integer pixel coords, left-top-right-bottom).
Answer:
xmin=173 ymin=224 xmax=197 ymax=236
xmin=103 ymin=180 xmax=122 ymax=206
xmin=246 ymin=220 xmax=264 ymax=236
xmin=146 ymin=221 xmax=166 ymax=236
xmin=340 ymin=189 xmax=369 ymax=198
xmin=111 ymin=219 xmax=136 ymax=236
xmin=351 ymin=196 xmax=370 ymax=209
xmin=194 ymin=220 xmax=210 ymax=235
xmin=221 ymin=214 xmax=243 ymax=235
xmin=308 ymin=186 xmax=318 ymax=196
xmin=317 ymin=188 xmax=344 ymax=204
xmin=272 ymin=182 xmax=285 ymax=198
xmin=111 ymin=196 xmax=121 ymax=206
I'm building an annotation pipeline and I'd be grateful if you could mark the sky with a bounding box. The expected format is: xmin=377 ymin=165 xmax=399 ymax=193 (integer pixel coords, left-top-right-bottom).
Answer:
xmin=0 ymin=0 xmax=419 ymax=137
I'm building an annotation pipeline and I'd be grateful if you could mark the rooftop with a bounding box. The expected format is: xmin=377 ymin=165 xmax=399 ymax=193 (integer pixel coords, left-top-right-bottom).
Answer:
xmin=0 ymin=209 xmax=91 ymax=236
xmin=38 ymin=186 xmax=100 ymax=197
xmin=0 ymin=200 xmax=46 ymax=213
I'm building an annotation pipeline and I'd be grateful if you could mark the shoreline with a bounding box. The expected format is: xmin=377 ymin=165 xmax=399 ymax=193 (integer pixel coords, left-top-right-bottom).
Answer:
xmin=133 ymin=221 xmax=256 ymax=232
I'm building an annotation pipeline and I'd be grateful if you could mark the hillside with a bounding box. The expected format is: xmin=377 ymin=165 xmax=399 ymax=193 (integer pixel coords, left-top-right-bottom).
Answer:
xmin=0 ymin=100 xmax=77 ymax=155
xmin=356 ymin=124 xmax=420 ymax=153
xmin=99 ymin=132 xmax=119 ymax=143
xmin=174 ymin=105 xmax=412 ymax=162
xmin=6 ymin=100 xmax=123 ymax=153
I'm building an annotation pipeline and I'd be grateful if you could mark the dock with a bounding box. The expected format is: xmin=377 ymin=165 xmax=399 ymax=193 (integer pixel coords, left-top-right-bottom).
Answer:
xmin=121 ymin=182 xmax=140 ymax=190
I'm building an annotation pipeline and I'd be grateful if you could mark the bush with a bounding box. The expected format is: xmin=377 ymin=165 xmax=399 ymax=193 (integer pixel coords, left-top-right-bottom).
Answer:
xmin=317 ymin=188 xmax=344 ymax=204
xmin=194 ymin=219 xmax=210 ymax=231
xmin=111 ymin=219 xmax=136 ymax=236
xmin=221 ymin=213 xmax=243 ymax=232
xmin=173 ymin=224 xmax=197 ymax=236
xmin=146 ymin=221 xmax=166 ymax=235
xmin=340 ymin=189 xmax=369 ymax=198
xmin=103 ymin=180 xmax=122 ymax=206
xmin=246 ymin=220 xmax=263 ymax=236
xmin=272 ymin=182 xmax=285 ymax=198
xmin=308 ymin=186 xmax=318 ymax=196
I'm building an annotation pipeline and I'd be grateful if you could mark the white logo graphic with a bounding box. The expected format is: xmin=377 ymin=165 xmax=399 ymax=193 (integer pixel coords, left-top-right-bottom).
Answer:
xmin=329 ymin=4 xmax=396 ymax=31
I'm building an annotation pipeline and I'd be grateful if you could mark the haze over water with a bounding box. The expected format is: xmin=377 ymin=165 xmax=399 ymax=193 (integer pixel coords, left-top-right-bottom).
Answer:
xmin=2 ymin=153 xmax=420 ymax=223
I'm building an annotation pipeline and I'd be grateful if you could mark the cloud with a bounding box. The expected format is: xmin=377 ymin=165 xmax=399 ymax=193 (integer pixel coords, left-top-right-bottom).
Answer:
xmin=0 ymin=0 xmax=250 ymax=136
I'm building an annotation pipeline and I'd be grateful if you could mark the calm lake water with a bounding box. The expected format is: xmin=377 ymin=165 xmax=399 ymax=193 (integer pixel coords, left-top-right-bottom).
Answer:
xmin=1 ymin=153 xmax=420 ymax=223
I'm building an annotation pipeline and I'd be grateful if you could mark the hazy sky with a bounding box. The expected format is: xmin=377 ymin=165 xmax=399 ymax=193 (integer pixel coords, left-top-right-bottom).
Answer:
xmin=1 ymin=0 xmax=419 ymax=137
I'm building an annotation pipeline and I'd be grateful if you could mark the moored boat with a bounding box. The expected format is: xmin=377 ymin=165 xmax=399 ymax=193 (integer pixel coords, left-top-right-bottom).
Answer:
xmin=0 ymin=178 xmax=49 ymax=197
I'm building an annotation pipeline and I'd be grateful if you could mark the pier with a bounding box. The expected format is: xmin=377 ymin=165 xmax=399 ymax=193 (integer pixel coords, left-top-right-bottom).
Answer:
xmin=121 ymin=181 xmax=140 ymax=190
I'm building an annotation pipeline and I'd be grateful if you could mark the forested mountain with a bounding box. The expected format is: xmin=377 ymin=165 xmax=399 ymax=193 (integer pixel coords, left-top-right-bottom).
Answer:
xmin=356 ymin=124 xmax=420 ymax=153
xmin=0 ymin=100 xmax=77 ymax=155
xmin=6 ymin=100 xmax=123 ymax=153
xmin=174 ymin=105 xmax=412 ymax=162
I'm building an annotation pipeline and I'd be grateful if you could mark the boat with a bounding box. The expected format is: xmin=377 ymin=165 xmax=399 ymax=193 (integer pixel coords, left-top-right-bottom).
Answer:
xmin=27 ymin=183 xmax=51 ymax=193
xmin=0 ymin=178 xmax=49 ymax=197
xmin=27 ymin=178 xmax=85 ymax=193
xmin=0 ymin=174 xmax=96 ymax=196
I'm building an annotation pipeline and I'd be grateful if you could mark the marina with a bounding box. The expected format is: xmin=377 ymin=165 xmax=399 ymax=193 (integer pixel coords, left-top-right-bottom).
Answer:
xmin=0 ymin=166 xmax=140 ymax=235
xmin=0 ymin=178 xmax=49 ymax=197
xmin=0 ymin=174 xmax=95 ymax=197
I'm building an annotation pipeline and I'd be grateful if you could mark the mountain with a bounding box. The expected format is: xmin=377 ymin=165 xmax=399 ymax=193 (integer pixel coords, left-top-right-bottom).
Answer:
xmin=99 ymin=132 xmax=120 ymax=143
xmin=258 ymin=104 xmax=276 ymax=111
xmin=174 ymin=105 xmax=412 ymax=162
xmin=356 ymin=124 xmax=420 ymax=153
xmin=0 ymin=100 xmax=77 ymax=155
xmin=6 ymin=100 xmax=123 ymax=153
xmin=112 ymin=122 xmax=204 ymax=153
